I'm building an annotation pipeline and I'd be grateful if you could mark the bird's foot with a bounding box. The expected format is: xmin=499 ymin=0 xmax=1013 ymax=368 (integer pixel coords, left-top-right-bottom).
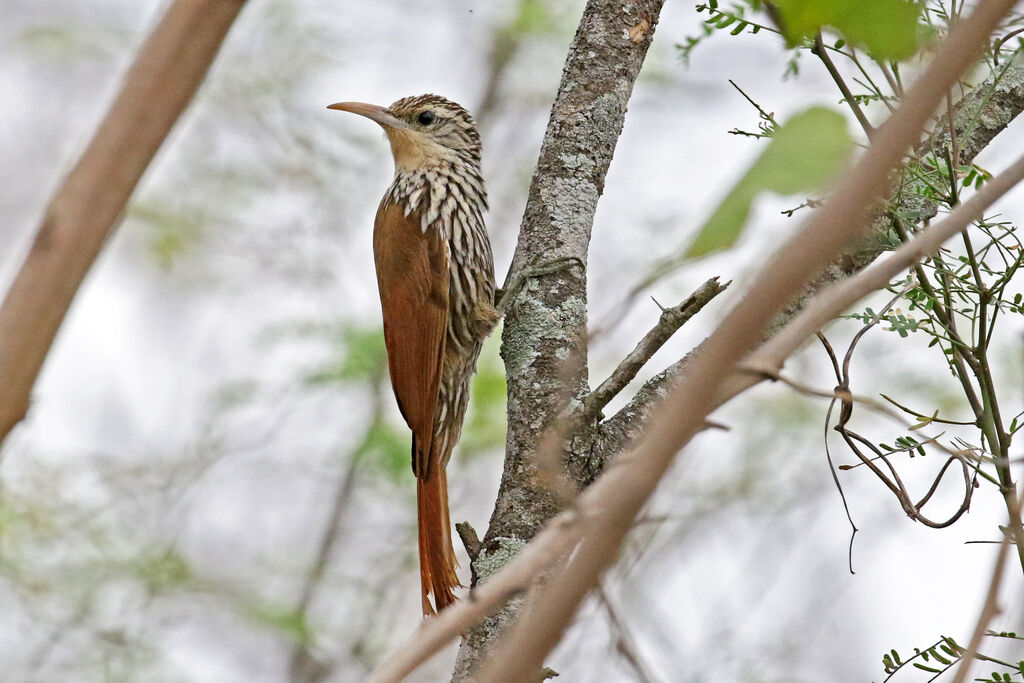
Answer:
xmin=496 ymin=255 xmax=585 ymax=312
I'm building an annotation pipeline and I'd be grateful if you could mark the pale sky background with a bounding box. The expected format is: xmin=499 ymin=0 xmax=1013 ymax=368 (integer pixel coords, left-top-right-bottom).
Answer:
xmin=1 ymin=1 xmax=1023 ymax=681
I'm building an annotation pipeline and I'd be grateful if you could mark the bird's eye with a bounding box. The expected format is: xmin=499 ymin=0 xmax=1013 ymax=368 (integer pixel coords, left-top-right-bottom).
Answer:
xmin=418 ymin=110 xmax=436 ymax=125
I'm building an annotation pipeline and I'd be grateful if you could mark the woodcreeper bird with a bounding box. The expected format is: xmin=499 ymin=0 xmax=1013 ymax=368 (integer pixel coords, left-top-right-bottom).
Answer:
xmin=327 ymin=94 xmax=498 ymax=615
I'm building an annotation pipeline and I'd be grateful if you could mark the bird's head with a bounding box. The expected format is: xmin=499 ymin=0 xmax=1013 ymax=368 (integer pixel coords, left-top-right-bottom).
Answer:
xmin=328 ymin=94 xmax=481 ymax=173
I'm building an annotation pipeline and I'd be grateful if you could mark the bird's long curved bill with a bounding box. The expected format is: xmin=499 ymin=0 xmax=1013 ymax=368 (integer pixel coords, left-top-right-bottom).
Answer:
xmin=326 ymin=101 xmax=407 ymax=128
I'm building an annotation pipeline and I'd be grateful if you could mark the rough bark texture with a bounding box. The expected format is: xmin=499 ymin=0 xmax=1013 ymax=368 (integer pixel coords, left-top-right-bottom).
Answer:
xmin=451 ymin=0 xmax=665 ymax=678
xmin=594 ymin=62 xmax=1024 ymax=469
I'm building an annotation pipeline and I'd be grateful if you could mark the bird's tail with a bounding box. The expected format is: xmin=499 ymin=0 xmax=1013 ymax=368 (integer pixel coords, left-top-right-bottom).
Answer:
xmin=417 ymin=464 xmax=460 ymax=615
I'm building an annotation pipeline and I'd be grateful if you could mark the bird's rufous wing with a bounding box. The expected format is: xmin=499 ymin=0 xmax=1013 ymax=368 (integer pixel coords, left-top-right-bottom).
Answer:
xmin=373 ymin=202 xmax=449 ymax=478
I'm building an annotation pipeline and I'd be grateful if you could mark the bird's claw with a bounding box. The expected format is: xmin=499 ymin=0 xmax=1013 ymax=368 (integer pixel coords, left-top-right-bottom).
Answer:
xmin=497 ymin=255 xmax=585 ymax=312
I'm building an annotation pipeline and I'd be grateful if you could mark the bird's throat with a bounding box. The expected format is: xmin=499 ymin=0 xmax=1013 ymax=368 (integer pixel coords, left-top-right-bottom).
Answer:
xmin=385 ymin=128 xmax=455 ymax=174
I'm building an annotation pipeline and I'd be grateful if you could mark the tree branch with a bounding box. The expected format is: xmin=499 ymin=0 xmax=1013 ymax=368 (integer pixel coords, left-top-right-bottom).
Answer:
xmin=728 ymin=151 xmax=1024 ymax=407
xmin=0 ymin=0 xmax=247 ymax=445
xmin=580 ymin=277 xmax=728 ymax=421
xmin=596 ymin=59 xmax=1024 ymax=467
xmin=451 ymin=0 xmax=666 ymax=677
xmin=288 ymin=361 xmax=389 ymax=683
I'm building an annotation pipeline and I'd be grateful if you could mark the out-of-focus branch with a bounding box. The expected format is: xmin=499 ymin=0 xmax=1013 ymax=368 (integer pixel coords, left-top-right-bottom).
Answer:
xmin=367 ymin=5 xmax=1021 ymax=681
xmin=731 ymin=151 xmax=1024 ymax=404
xmin=579 ymin=277 xmax=727 ymax=422
xmin=476 ymin=3 xmax=1018 ymax=678
xmin=595 ymin=60 xmax=1024 ymax=468
xmin=288 ymin=360 xmax=388 ymax=683
xmin=0 ymin=0 xmax=247 ymax=445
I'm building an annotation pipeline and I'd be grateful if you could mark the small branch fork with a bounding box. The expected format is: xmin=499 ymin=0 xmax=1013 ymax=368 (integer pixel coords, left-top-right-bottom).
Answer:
xmin=496 ymin=256 xmax=586 ymax=314
xmin=580 ymin=277 xmax=729 ymax=421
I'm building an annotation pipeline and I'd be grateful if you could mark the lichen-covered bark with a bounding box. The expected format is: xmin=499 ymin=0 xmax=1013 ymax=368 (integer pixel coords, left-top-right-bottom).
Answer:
xmin=926 ymin=62 xmax=1024 ymax=163
xmin=451 ymin=0 xmax=665 ymax=677
xmin=594 ymin=63 xmax=1024 ymax=468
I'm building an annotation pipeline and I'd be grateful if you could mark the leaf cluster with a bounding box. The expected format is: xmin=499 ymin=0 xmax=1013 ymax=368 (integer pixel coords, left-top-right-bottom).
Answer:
xmin=878 ymin=632 xmax=1024 ymax=681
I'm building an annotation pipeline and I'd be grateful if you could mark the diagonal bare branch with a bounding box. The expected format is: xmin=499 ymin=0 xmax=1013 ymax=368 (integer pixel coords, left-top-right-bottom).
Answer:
xmin=0 ymin=0 xmax=247 ymax=445
xmin=580 ymin=277 xmax=728 ymax=421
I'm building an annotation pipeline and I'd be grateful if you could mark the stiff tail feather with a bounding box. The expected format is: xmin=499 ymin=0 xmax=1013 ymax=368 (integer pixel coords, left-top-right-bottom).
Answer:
xmin=416 ymin=465 xmax=460 ymax=615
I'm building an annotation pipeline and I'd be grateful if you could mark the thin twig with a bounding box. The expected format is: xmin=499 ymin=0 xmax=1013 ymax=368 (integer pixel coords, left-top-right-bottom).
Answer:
xmin=878 ymin=393 xmax=976 ymax=426
xmin=813 ymin=33 xmax=874 ymax=137
xmin=288 ymin=362 xmax=387 ymax=683
xmin=597 ymin=584 xmax=662 ymax=683
xmin=817 ymin=331 xmax=859 ymax=571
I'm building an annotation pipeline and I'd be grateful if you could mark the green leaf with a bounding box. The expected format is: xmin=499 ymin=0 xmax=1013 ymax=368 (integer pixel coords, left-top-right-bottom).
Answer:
xmin=685 ymin=107 xmax=852 ymax=258
xmin=510 ymin=0 xmax=556 ymax=36
xmin=304 ymin=327 xmax=386 ymax=386
xmin=128 ymin=200 xmax=208 ymax=269
xmin=773 ymin=0 xmax=922 ymax=59
xmin=357 ymin=419 xmax=411 ymax=482
xmin=460 ymin=341 xmax=509 ymax=456
xmin=245 ymin=602 xmax=312 ymax=644
xmin=134 ymin=551 xmax=192 ymax=589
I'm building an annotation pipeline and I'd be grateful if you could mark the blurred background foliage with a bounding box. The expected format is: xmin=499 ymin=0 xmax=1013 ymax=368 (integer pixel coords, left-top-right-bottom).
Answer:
xmin=0 ymin=0 xmax=1022 ymax=681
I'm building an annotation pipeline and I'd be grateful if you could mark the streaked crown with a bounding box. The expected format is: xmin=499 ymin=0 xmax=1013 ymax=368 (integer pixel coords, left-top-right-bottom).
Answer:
xmin=388 ymin=94 xmax=482 ymax=164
